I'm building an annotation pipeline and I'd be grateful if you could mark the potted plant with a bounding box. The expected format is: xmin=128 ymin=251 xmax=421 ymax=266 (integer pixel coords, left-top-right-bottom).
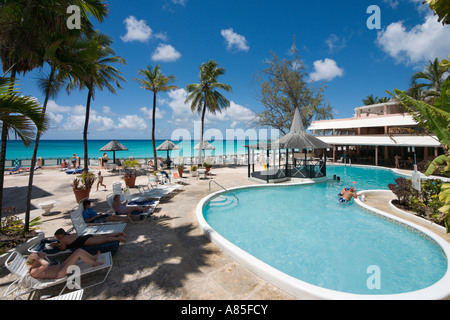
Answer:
xmin=203 ymin=161 xmax=212 ymax=173
xmin=72 ymin=172 xmax=95 ymax=203
xmin=0 ymin=208 xmax=44 ymax=265
xmin=122 ymin=160 xmax=141 ymax=187
xmin=190 ymin=165 xmax=198 ymax=177
xmin=177 ymin=164 xmax=184 ymax=177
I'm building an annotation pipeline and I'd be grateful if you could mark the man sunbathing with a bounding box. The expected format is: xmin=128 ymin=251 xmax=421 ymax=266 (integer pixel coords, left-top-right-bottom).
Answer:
xmin=112 ymin=194 xmax=153 ymax=216
xmin=50 ymin=228 xmax=127 ymax=251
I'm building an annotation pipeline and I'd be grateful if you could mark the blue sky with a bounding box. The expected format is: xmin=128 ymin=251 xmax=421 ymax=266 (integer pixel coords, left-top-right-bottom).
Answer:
xmin=12 ymin=0 xmax=450 ymax=140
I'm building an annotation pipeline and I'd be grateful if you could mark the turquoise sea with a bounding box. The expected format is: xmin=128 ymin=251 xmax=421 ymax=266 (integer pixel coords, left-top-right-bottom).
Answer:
xmin=5 ymin=139 xmax=255 ymax=161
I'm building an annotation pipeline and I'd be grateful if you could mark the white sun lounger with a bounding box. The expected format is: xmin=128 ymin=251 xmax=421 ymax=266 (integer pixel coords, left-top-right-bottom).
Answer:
xmin=106 ymin=193 xmax=159 ymax=223
xmin=70 ymin=204 xmax=127 ymax=235
xmin=3 ymin=251 xmax=112 ymax=299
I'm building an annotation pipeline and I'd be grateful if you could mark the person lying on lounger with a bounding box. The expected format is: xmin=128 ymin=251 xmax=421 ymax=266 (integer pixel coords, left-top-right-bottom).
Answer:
xmin=82 ymin=200 xmax=129 ymax=223
xmin=26 ymin=249 xmax=103 ymax=280
xmin=339 ymin=187 xmax=357 ymax=203
xmin=50 ymin=228 xmax=127 ymax=251
xmin=112 ymin=194 xmax=153 ymax=216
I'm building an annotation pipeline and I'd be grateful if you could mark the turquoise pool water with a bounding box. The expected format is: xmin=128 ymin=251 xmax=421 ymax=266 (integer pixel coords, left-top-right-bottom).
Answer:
xmin=202 ymin=166 xmax=448 ymax=295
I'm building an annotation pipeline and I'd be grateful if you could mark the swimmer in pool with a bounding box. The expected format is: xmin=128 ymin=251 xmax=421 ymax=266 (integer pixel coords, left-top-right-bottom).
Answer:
xmin=339 ymin=187 xmax=357 ymax=203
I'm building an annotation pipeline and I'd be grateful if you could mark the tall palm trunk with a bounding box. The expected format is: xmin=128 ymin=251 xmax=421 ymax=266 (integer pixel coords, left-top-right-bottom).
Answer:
xmin=0 ymin=67 xmax=17 ymax=215
xmin=198 ymin=99 xmax=207 ymax=166
xmin=24 ymin=67 xmax=54 ymax=232
xmin=83 ymin=88 xmax=93 ymax=174
xmin=152 ymin=91 xmax=158 ymax=171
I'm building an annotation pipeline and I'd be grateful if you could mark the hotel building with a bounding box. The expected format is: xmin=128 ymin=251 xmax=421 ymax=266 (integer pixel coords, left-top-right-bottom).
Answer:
xmin=308 ymin=101 xmax=443 ymax=168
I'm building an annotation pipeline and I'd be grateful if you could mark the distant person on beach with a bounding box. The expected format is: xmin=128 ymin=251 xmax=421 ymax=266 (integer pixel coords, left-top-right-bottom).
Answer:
xmin=71 ymin=153 xmax=77 ymax=168
xmin=26 ymin=249 xmax=103 ymax=280
xmin=112 ymin=194 xmax=153 ymax=216
xmin=82 ymin=199 xmax=129 ymax=223
xmin=96 ymin=171 xmax=106 ymax=191
xmin=50 ymin=228 xmax=127 ymax=251
xmin=61 ymin=159 xmax=68 ymax=169
xmin=102 ymin=153 xmax=108 ymax=168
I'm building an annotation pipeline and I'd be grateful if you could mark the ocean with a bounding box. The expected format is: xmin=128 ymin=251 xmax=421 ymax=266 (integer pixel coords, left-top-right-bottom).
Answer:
xmin=4 ymin=139 xmax=256 ymax=161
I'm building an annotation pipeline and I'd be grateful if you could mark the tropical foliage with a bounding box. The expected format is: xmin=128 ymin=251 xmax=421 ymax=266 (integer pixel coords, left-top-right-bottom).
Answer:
xmin=134 ymin=65 xmax=177 ymax=171
xmin=254 ymin=45 xmax=333 ymax=135
xmin=426 ymin=0 xmax=450 ymax=24
xmin=362 ymin=94 xmax=390 ymax=106
xmin=390 ymin=76 xmax=450 ymax=231
xmin=185 ymin=60 xmax=232 ymax=165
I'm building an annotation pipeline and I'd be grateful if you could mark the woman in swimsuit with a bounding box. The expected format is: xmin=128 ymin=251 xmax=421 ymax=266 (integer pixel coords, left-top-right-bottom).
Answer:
xmin=50 ymin=228 xmax=127 ymax=251
xmin=26 ymin=249 xmax=103 ymax=280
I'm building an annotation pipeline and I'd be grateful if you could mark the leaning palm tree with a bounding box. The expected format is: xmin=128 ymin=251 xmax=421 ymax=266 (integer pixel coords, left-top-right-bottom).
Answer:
xmin=0 ymin=76 xmax=48 ymax=218
xmin=68 ymin=32 xmax=126 ymax=174
xmin=185 ymin=60 xmax=232 ymax=165
xmin=133 ymin=65 xmax=177 ymax=171
xmin=0 ymin=0 xmax=108 ymax=218
xmin=411 ymin=57 xmax=449 ymax=101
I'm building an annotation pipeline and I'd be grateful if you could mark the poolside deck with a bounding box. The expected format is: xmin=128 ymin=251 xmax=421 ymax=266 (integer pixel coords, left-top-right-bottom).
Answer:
xmin=1 ymin=165 xmax=449 ymax=300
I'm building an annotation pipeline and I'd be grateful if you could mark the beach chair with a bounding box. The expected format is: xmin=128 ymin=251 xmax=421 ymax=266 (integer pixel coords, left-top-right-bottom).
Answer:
xmin=106 ymin=193 xmax=158 ymax=223
xmin=70 ymin=204 xmax=127 ymax=235
xmin=172 ymin=172 xmax=189 ymax=185
xmin=46 ymin=289 xmax=84 ymax=300
xmin=3 ymin=251 xmax=112 ymax=299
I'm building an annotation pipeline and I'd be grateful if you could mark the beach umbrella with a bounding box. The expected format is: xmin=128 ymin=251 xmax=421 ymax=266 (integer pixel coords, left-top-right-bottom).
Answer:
xmin=194 ymin=140 xmax=215 ymax=159
xmin=100 ymin=140 xmax=128 ymax=163
xmin=272 ymin=108 xmax=331 ymax=150
xmin=156 ymin=140 xmax=180 ymax=162
xmin=194 ymin=140 xmax=215 ymax=151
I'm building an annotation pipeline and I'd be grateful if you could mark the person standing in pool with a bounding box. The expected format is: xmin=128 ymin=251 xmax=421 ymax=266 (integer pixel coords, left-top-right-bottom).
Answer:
xmin=339 ymin=187 xmax=357 ymax=203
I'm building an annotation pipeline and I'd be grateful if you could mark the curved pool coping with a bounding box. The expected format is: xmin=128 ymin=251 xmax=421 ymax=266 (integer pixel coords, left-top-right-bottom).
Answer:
xmin=196 ymin=168 xmax=450 ymax=300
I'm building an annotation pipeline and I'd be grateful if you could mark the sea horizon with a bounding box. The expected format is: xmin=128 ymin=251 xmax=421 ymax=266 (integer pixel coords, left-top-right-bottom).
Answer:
xmin=4 ymin=139 xmax=258 ymax=161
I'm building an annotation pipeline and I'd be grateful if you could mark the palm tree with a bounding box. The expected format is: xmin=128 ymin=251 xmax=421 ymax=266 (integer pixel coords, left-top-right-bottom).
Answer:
xmin=0 ymin=0 xmax=108 ymax=216
xmin=410 ymin=57 xmax=450 ymax=100
xmin=68 ymin=32 xmax=126 ymax=174
xmin=185 ymin=60 xmax=232 ymax=165
xmin=0 ymin=76 xmax=48 ymax=219
xmin=133 ymin=65 xmax=177 ymax=171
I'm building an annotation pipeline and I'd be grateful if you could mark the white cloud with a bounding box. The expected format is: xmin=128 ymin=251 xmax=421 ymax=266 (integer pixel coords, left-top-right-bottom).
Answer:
xmin=151 ymin=44 xmax=182 ymax=62
xmin=121 ymin=16 xmax=153 ymax=43
xmin=310 ymin=58 xmax=344 ymax=82
xmin=171 ymin=0 xmax=187 ymax=5
xmin=221 ymin=28 xmax=250 ymax=52
xmin=117 ymin=115 xmax=148 ymax=131
xmin=62 ymin=114 xmax=115 ymax=131
xmin=376 ymin=14 xmax=450 ymax=65
xmin=140 ymin=106 xmax=164 ymax=119
xmin=325 ymin=34 xmax=346 ymax=53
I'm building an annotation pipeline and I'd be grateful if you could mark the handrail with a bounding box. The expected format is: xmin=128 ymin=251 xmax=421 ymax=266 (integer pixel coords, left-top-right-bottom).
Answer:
xmin=209 ymin=180 xmax=239 ymax=204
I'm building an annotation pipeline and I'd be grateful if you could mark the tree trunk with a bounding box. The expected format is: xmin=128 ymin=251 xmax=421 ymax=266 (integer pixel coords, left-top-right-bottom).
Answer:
xmin=83 ymin=89 xmax=93 ymax=174
xmin=0 ymin=68 xmax=17 ymax=216
xmin=198 ymin=99 xmax=207 ymax=166
xmin=152 ymin=91 xmax=158 ymax=171
xmin=24 ymin=68 xmax=55 ymax=232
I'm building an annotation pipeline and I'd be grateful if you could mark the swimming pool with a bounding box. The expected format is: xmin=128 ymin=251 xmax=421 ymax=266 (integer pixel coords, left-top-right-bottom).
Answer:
xmin=197 ymin=165 xmax=450 ymax=299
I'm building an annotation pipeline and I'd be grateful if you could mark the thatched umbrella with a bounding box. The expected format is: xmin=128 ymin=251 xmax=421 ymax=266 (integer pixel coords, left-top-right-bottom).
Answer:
xmin=156 ymin=140 xmax=180 ymax=162
xmin=273 ymin=108 xmax=331 ymax=150
xmin=100 ymin=140 xmax=128 ymax=164
xmin=194 ymin=140 xmax=215 ymax=159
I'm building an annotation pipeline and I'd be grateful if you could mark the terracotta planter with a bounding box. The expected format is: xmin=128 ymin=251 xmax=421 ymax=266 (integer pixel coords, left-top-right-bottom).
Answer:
xmin=178 ymin=167 xmax=183 ymax=178
xmin=205 ymin=167 xmax=211 ymax=173
xmin=124 ymin=176 xmax=136 ymax=188
xmin=73 ymin=188 xmax=91 ymax=203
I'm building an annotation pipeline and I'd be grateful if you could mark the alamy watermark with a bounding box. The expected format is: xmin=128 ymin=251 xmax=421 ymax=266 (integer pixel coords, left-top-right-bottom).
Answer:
xmin=367 ymin=5 xmax=381 ymax=30
xmin=67 ymin=5 xmax=81 ymax=30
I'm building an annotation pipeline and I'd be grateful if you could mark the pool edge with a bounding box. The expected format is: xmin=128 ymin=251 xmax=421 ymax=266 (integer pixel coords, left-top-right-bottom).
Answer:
xmin=196 ymin=180 xmax=450 ymax=300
